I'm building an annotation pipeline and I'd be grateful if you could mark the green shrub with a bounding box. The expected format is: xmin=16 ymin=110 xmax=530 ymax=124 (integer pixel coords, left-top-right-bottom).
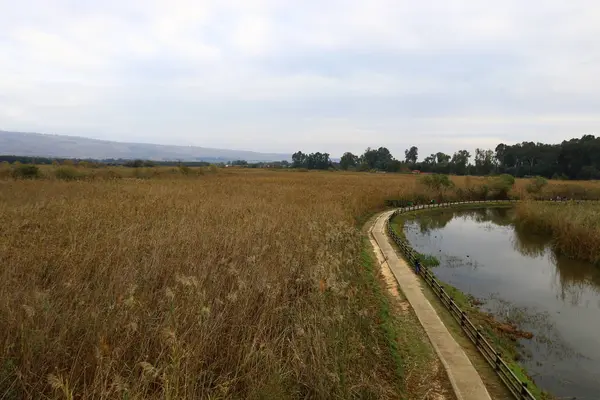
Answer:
xmin=526 ymin=176 xmax=548 ymax=194
xmin=54 ymin=166 xmax=86 ymax=181
xmin=11 ymin=164 xmax=41 ymax=179
xmin=487 ymin=174 xmax=515 ymax=200
xmin=419 ymin=174 xmax=454 ymax=191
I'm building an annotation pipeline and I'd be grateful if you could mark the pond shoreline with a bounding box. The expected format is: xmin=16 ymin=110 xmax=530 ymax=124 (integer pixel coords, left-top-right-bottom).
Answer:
xmin=392 ymin=203 xmax=600 ymax=399
xmin=389 ymin=203 xmax=546 ymax=398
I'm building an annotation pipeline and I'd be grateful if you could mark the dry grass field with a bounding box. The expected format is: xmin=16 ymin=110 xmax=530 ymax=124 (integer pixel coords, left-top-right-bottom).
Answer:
xmin=0 ymin=170 xmax=447 ymax=400
xmin=1 ymin=167 xmax=599 ymax=399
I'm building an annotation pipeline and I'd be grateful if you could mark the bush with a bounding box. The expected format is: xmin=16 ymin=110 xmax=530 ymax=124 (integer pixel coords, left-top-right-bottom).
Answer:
xmin=11 ymin=164 xmax=41 ymax=179
xmin=54 ymin=166 xmax=86 ymax=181
xmin=419 ymin=174 xmax=454 ymax=191
xmin=487 ymin=174 xmax=515 ymax=200
xmin=526 ymin=176 xmax=548 ymax=194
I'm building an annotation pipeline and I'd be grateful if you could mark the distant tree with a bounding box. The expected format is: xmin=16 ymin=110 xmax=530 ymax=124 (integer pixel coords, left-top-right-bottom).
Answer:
xmin=292 ymin=151 xmax=307 ymax=168
xmin=375 ymin=147 xmax=394 ymax=170
xmin=450 ymin=150 xmax=470 ymax=175
xmin=340 ymin=152 xmax=359 ymax=170
xmin=424 ymin=154 xmax=436 ymax=166
xmin=404 ymin=146 xmax=419 ymax=164
xmin=474 ymin=148 xmax=495 ymax=175
xmin=385 ymin=159 xmax=404 ymax=172
xmin=435 ymin=152 xmax=451 ymax=165
xmin=291 ymin=151 xmax=331 ymax=170
xmin=305 ymin=152 xmax=331 ymax=170
xmin=360 ymin=147 xmax=394 ymax=170
xmin=360 ymin=148 xmax=378 ymax=169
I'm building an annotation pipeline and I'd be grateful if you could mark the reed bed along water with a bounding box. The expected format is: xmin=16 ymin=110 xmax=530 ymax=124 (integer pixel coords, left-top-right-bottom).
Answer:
xmin=515 ymin=201 xmax=600 ymax=265
xmin=2 ymin=166 xmax=599 ymax=399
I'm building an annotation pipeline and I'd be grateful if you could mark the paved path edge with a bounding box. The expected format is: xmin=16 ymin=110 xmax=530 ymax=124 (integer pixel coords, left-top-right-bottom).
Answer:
xmin=368 ymin=210 xmax=492 ymax=400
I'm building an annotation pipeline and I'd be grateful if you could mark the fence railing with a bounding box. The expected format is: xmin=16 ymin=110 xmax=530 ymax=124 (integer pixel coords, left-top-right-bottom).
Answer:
xmin=386 ymin=200 xmax=536 ymax=400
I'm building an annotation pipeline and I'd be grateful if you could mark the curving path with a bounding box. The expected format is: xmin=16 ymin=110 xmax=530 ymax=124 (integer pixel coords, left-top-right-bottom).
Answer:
xmin=369 ymin=210 xmax=492 ymax=400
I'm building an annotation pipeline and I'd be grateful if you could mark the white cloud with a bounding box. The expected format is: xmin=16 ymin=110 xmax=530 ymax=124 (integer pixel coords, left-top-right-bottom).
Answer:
xmin=1 ymin=0 xmax=599 ymax=157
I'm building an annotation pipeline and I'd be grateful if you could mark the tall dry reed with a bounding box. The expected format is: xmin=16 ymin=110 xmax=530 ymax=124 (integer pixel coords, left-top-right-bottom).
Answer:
xmin=514 ymin=201 xmax=600 ymax=264
xmin=0 ymin=171 xmax=434 ymax=399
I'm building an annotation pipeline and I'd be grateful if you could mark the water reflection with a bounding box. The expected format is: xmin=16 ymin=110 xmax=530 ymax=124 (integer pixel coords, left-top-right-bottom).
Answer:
xmin=409 ymin=207 xmax=513 ymax=234
xmin=406 ymin=208 xmax=600 ymax=306
xmin=552 ymin=253 xmax=600 ymax=306
xmin=512 ymin=224 xmax=548 ymax=258
xmin=512 ymin=223 xmax=600 ymax=306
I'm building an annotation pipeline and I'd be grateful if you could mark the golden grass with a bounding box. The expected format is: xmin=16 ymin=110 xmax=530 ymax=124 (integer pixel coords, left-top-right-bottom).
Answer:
xmin=2 ymin=167 xmax=598 ymax=399
xmin=515 ymin=201 xmax=600 ymax=264
xmin=0 ymin=170 xmax=449 ymax=399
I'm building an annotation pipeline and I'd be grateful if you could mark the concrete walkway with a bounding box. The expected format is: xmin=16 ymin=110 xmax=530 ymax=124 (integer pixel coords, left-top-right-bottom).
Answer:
xmin=369 ymin=210 xmax=492 ymax=400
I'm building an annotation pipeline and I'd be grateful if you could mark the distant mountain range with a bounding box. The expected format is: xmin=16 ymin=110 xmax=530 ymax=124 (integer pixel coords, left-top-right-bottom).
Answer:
xmin=0 ymin=131 xmax=291 ymax=162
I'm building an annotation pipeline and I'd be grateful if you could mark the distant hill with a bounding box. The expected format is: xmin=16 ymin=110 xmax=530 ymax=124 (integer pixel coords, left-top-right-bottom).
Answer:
xmin=0 ymin=131 xmax=291 ymax=162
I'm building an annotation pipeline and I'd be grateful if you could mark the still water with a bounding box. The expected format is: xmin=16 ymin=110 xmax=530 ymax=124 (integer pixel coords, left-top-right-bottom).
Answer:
xmin=403 ymin=207 xmax=600 ymax=399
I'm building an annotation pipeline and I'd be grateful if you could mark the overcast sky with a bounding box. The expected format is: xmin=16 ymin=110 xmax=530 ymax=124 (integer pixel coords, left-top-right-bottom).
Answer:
xmin=1 ymin=0 xmax=599 ymax=158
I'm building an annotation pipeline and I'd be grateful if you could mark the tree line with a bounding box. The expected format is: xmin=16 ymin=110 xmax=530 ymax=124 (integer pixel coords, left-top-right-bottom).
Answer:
xmin=3 ymin=134 xmax=599 ymax=179
xmin=293 ymin=134 xmax=600 ymax=180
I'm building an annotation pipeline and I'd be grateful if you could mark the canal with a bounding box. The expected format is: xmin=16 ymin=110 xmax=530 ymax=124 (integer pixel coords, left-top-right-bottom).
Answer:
xmin=402 ymin=207 xmax=600 ymax=399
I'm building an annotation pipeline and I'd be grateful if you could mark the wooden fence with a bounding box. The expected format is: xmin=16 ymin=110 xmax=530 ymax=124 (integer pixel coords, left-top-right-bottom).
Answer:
xmin=386 ymin=200 xmax=536 ymax=400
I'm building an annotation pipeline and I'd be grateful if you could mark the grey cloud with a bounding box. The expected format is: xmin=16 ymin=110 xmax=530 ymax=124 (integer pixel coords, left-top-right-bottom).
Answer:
xmin=1 ymin=0 xmax=599 ymax=159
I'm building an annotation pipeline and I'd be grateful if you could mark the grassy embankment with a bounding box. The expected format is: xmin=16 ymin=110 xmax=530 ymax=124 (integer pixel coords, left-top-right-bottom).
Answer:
xmin=515 ymin=201 xmax=600 ymax=265
xmin=1 ymin=169 xmax=471 ymax=399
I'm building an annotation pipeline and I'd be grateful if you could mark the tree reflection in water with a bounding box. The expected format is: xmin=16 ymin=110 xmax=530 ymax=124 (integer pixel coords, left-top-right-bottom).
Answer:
xmin=407 ymin=207 xmax=513 ymax=234
xmin=511 ymin=219 xmax=600 ymax=306
xmin=405 ymin=207 xmax=600 ymax=307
